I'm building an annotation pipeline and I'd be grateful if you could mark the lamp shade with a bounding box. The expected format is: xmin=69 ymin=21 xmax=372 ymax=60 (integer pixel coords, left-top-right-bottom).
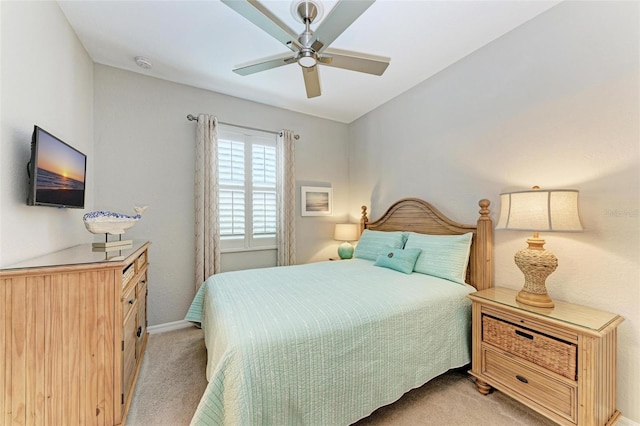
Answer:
xmin=334 ymin=223 xmax=360 ymax=242
xmin=496 ymin=189 xmax=582 ymax=232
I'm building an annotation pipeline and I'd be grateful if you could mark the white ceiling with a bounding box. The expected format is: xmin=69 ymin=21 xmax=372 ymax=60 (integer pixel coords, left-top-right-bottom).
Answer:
xmin=57 ymin=0 xmax=561 ymax=124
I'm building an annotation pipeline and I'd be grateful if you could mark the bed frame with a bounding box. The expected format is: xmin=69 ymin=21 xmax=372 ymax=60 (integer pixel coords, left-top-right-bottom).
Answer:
xmin=360 ymin=198 xmax=493 ymax=291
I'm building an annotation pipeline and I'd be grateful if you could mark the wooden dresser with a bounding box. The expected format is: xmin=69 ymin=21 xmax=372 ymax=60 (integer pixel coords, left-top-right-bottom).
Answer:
xmin=468 ymin=288 xmax=623 ymax=426
xmin=0 ymin=240 xmax=150 ymax=426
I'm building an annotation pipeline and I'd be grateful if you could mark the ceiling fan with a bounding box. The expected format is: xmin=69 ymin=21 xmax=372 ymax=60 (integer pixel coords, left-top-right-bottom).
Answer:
xmin=221 ymin=0 xmax=390 ymax=98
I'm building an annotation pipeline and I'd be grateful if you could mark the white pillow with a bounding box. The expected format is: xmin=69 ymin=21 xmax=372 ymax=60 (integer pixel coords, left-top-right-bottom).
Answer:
xmin=403 ymin=232 xmax=473 ymax=284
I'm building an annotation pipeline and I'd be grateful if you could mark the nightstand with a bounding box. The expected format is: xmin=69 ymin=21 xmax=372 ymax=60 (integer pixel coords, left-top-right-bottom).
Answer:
xmin=468 ymin=287 xmax=623 ymax=426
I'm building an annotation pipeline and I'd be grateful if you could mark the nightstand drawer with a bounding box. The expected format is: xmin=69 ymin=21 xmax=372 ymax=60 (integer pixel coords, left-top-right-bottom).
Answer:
xmin=483 ymin=315 xmax=577 ymax=380
xmin=483 ymin=348 xmax=576 ymax=422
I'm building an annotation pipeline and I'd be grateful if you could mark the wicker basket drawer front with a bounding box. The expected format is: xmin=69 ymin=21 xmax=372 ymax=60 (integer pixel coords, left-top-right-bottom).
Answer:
xmin=483 ymin=315 xmax=577 ymax=380
xmin=481 ymin=306 xmax=578 ymax=343
xmin=483 ymin=348 xmax=576 ymax=422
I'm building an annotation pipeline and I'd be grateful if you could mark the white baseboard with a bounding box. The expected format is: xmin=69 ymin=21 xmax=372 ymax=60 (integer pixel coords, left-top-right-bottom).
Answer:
xmin=147 ymin=319 xmax=195 ymax=334
xmin=618 ymin=416 xmax=640 ymax=426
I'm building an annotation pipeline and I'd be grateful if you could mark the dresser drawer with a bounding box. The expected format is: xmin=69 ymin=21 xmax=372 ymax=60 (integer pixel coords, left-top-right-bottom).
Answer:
xmin=122 ymin=282 xmax=137 ymax=320
xmin=135 ymin=251 xmax=147 ymax=272
xmin=122 ymin=299 xmax=138 ymax=398
xmin=483 ymin=348 xmax=576 ymax=422
xmin=122 ymin=263 xmax=135 ymax=288
xmin=137 ymin=271 xmax=148 ymax=293
xmin=136 ymin=279 xmax=148 ymax=359
xmin=483 ymin=315 xmax=577 ymax=380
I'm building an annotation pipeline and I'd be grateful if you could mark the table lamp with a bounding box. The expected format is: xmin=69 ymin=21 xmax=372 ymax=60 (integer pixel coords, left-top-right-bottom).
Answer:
xmin=334 ymin=223 xmax=360 ymax=259
xmin=496 ymin=186 xmax=582 ymax=308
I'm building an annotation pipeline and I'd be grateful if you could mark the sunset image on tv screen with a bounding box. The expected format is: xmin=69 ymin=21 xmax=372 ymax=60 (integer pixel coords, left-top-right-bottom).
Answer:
xmin=35 ymin=131 xmax=85 ymax=206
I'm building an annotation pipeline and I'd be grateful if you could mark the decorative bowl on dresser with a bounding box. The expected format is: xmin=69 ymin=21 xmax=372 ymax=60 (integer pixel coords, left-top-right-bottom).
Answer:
xmin=0 ymin=240 xmax=151 ymax=426
xmin=468 ymin=287 xmax=624 ymax=426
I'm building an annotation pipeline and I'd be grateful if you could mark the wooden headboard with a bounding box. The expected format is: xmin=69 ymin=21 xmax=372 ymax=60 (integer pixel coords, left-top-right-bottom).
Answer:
xmin=360 ymin=198 xmax=493 ymax=291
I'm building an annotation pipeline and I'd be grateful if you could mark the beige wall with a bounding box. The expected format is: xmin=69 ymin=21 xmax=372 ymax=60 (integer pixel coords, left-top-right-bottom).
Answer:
xmin=0 ymin=1 xmax=94 ymax=266
xmin=348 ymin=2 xmax=639 ymax=422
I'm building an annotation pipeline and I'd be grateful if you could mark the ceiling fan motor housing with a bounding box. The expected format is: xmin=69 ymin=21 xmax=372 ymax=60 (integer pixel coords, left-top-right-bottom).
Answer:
xmin=296 ymin=1 xmax=319 ymax=24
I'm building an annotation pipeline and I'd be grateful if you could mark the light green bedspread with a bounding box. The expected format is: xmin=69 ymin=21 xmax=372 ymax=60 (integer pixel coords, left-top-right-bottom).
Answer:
xmin=185 ymin=259 xmax=474 ymax=425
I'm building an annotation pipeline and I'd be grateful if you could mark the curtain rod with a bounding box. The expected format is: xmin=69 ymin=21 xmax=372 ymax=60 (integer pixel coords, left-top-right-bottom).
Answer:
xmin=187 ymin=114 xmax=300 ymax=140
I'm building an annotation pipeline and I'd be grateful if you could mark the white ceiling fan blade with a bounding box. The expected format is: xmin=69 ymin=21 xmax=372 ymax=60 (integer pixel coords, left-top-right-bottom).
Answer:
xmin=313 ymin=0 xmax=375 ymax=54
xmin=302 ymin=66 xmax=321 ymax=98
xmin=221 ymin=0 xmax=302 ymax=51
xmin=233 ymin=53 xmax=297 ymax=76
xmin=321 ymin=48 xmax=390 ymax=76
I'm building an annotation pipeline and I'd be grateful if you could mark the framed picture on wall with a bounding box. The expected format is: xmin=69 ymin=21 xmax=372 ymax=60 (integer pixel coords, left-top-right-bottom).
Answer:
xmin=301 ymin=186 xmax=332 ymax=216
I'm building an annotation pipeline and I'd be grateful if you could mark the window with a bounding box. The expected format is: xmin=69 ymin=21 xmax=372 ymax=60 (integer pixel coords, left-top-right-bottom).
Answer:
xmin=219 ymin=126 xmax=277 ymax=251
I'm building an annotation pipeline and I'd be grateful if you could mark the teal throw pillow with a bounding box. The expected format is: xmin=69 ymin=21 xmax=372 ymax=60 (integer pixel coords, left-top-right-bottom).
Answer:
xmin=374 ymin=247 xmax=422 ymax=274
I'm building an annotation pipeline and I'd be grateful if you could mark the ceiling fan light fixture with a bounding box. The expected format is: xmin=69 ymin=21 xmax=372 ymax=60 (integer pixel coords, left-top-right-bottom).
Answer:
xmin=298 ymin=50 xmax=317 ymax=68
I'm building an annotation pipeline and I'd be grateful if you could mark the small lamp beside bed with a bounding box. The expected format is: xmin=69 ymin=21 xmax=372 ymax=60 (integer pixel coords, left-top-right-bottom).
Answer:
xmin=334 ymin=223 xmax=360 ymax=259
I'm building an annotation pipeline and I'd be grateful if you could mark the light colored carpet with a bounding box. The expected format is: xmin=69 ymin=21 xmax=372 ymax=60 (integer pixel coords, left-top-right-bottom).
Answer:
xmin=127 ymin=326 xmax=555 ymax=425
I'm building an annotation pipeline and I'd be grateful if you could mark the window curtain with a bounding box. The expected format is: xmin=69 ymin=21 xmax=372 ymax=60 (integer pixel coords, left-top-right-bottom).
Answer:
xmin=276 ymin=130 xmax=296 ymax=266
xmin=194 ymin=114 xmax=220 ymax=290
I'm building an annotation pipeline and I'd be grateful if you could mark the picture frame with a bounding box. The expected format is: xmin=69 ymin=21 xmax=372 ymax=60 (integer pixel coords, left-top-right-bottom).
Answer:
xmin=301 ymin=186 xmax=332 ymax=216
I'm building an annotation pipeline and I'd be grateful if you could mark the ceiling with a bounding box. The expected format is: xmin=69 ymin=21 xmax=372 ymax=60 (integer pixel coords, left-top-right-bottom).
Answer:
xmin=57 ymin=0 xmax=561 ymax=124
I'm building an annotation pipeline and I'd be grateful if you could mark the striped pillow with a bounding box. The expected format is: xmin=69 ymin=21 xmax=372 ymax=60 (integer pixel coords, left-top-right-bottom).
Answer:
xmin=353 ymin=230 xmax=407 ymax=261
xmin=404 ymin=232 xmax=473 ymax=284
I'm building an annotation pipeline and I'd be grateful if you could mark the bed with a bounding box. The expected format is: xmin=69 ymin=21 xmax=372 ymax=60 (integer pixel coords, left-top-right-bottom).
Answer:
xmin=185 ymin=198 xmax=493 ymax=425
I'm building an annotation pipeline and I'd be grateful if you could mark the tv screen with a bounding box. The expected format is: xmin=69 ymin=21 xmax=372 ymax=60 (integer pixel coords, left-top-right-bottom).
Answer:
xmin=27 ymin=126 xmax=86 ymax=209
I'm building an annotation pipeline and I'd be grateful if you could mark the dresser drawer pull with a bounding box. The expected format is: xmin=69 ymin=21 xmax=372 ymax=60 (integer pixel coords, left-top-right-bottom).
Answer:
xmin=136 ymin=326 xmax=142 ymax=338
xmin=516 ymin=375 xmax=529 ymax=384
xmin=128 ymin=299 xmax=135 ymax=305
xmin=515 ymin=330 xmax=534 ymax=340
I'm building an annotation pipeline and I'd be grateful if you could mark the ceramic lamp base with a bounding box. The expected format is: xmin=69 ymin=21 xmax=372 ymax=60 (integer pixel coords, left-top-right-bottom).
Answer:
xmin=337 ymin=242 xmax=354 ymax=259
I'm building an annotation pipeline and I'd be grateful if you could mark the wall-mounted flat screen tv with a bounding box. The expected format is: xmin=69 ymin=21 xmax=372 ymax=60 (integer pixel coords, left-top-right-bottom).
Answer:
xmin=27 ymin=125 xmax=86 ymax=209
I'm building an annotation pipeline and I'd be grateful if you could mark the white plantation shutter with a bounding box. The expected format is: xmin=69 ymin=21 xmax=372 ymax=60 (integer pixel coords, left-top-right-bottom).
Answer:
xmin=252 ymin=143 xmax=275 ymax=184
xmin=219 ymin=127 xmax=277 ymax=250
xmin=219 ymin=140 xmax=244 ymax=185
xmin=219 ymin=190 xmax=245 ymax=236
xmin=219 ymin=140 xmax=245 ymax=240
xmin=253 ymin=191 xmax=276 ymax=234
xmin=252 ymin=144 xmax=277 ymax=237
